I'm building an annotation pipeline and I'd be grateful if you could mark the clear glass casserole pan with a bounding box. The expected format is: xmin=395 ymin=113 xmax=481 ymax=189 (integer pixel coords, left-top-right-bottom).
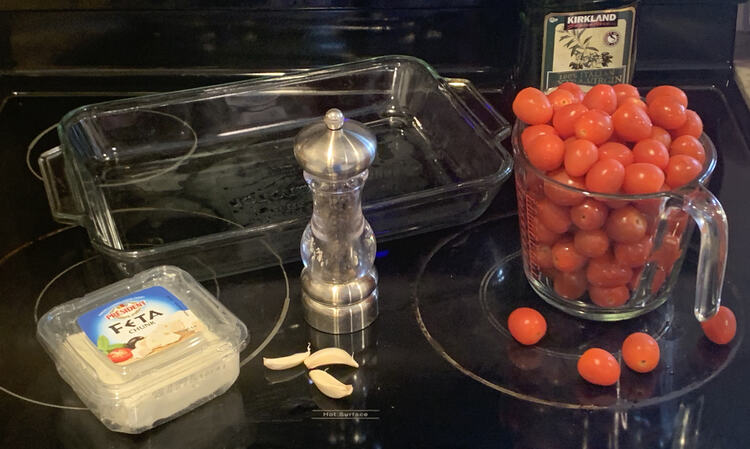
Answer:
xmin=40 ymin=56 xmax=512 ymax=278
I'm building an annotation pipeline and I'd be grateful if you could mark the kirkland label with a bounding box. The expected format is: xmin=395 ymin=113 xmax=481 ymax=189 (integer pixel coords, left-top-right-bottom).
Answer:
xmin=77 ymin=286 xmax=202 ymax=364
xmin=541 ymin=7 xmax=635 ymax=91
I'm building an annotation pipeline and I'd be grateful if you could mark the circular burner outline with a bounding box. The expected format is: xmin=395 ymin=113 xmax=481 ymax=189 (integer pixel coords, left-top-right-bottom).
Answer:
xmin=414 ymin=212 xmax=743 ymax=410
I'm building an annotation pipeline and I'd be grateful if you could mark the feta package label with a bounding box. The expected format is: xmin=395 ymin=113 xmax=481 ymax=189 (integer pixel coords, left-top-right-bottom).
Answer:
xmin=77 ymin=286 xmax=202 ymax=364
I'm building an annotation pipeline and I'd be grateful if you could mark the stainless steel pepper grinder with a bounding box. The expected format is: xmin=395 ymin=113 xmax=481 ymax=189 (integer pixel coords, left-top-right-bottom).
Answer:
xmin=293 ymin=108 xmax=378 ymax=334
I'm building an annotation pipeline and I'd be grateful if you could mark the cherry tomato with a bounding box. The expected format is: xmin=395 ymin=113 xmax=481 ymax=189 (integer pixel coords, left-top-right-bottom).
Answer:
xmin=613 ymin=83 xmax=640 ymax=106
xmin=553 ymin=270 xmax=588 ymax=300
xmin=513 ymin=87 xmax=554 ymax=125
xmin=670 ymin=135 xmax=706 ymax=164
xmin=557 ymin=82 xmax=585 ymax=103
xmin=665 ymin=154 xmax=702 ymax=188
xmin=623 ymin=162 xmax=666 ymax=194
xmin=564 ymin=138 xmax=599 ymax=177
xmin=508 ymin=307 xmax=547 ymax=345
xmin=598 ymin=142 xmax=634 ymax=166
xmin=589 ymin=285 xmax=630 ymax=307
xmin=630 ymin=266 xmax=667 ymax=292
xmin=587 ymin=254 xmax=633 ymax=287
xmin=570 ymin=198 xmax=609 ymax=231
xmin=653 ymin=234 xmax=682 ymax=270
xmin=552 ymin=239 xmax=587 ymax=272
xmin=108 ymin=347 xmax=133 ymax=363
xmin=622 ymin=332 xmax=660 ymax=373
xmin=536 ymin=198 xmax=572 ymax=234
xmin=632 ymin=139 xmax=670 ymax=169
xmin=650 ymin=126 xmax=672 ymax=148
xmin=533 ymin=220 xmax=562 ymax=246
xmin=646 ymin=85 xmax=688 ymax=108
xmin=577 ymin=348 xmax=620 ymax=386
xmin=647 ymin=96 xmax=687 ymax=130
xmin=671 ymin=109 xmax=703 ymax=139
xmin=544 ymin=169 xmax=586 ymax=206
xmin=533 ymin=244 xmax=554 ymax=269
xmin=583 ymin=84 xmax=618 ymax=115
xmin=521 ymin=124 xmax=557 ymax=149
xmin=585 ymin=159 xmax=625 ymax=194
xmin=548 ymin=88 xmax=578 ymax=111
xmin=553 ymin=103 xmax=589 ymax=138
xmin=606 ymin=206 xmax=647 ymax=243
xmin=700 ymin=306 xmax=737 ymax=345
xmin=613 ymin=103 xmax=653 ymax=142
xmin=574 ymin=109 xmax=614 ymax=145
xmin=526 ymin=133 xmax=565 ymax=172
xmin=574 ymin=229 xmax=610 ymax=258
xmin=619 ymin=96 xmax=648 ymax=110
xmin=614 ymin=237 xmax=653 ymax=267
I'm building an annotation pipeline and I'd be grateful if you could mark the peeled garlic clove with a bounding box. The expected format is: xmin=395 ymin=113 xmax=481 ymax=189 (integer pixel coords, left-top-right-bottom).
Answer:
xmin=304 ymin=347 xmax=359 ymax=369
xmin=309 ymin=369 xmax=353 ymax=399
xmin=263 ymin=346 xmax=311 ymax=370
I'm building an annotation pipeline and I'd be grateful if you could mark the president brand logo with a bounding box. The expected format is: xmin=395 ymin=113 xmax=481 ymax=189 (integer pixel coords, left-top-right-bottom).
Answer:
xmin=105 ymin=300 xmax=147 ymax=320
xmin=565 ymin=13 xmax=618 ymax=30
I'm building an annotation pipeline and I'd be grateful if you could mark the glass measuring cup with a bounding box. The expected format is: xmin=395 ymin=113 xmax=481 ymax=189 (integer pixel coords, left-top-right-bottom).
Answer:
xmin=512 ymin=121 xmax=728 ymax=321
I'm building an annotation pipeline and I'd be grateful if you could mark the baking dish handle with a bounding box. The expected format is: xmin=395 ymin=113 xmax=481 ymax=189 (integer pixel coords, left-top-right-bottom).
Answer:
xmin=442 ymin=78 xmax=511 ymax=142
xmin=39 ymin=146 xmax=84 ymax=225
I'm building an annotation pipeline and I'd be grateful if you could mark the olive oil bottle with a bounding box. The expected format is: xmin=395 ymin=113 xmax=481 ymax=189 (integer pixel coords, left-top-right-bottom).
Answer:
xmin=518 ymin=0 xmax=638 ymax=91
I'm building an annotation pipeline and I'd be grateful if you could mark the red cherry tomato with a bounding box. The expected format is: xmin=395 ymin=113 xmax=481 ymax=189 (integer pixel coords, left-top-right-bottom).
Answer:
xmin=585 ymin=159 xmax=625 ymax=194
xmin=521 ymin=124 xmax=558 ymax=149
xmin=646 ymin=85 xmax=688 ymax=108
xmin=587 ymin=254 xmax=633 ymax=287
xmin=553 ymin=103 xmax=590 ymax=138
xmin=557 ymin=82 xmax=585 ymax=103
xmin=552 ymin=239 xmax=587 ymax=272
xmin=564 ymin=138 xmax=599 ymax=177
xmin=513 ymin=87 xmax=554 ymax=125
xmin=577 ymin=348 xmax=620 ymax=386
xmin=570 ymin=198 xmax=609 ymax=231
xmin=614 ymin=237 xmax=653 ymax=267
xmin=598 ymin=142 xmax=634 ymax=166
xmin=533 ymin=220 xmax=562 ymax=245
xmin=583 ymin=84 xmax=618 ymax=115
xmin=613 ymin=103 xmax=653 ymax=142
xmin=653 ymin=234 xmax=682 ymax=270
xmin=589 ymin=285 xmax=630 ymax=307
xmin=544 ymin=169 xmax=586 ymax=206
xmin=670 ymin=135 xmax=706 ymax=164
xmin=665 ymin=154 xmax=702 ymax=188
xmin=526 ymin=134 xmax=565 ymax=171
xmin=606 ymin=206 xmax=647 ymax=244
xmin=630 ymin=266 xmax=667 ymax=292
xmin=700 ymin=306 xmax=737 ymax=345
xmin=533 ymin=244 xmax=554 ymax=269
xmin=622 ymin=332 xmax=660 ymax=373
xmin=632 ymin=139 xmax=670 ymax=169
xmin=648 ymin=96 xmax=687 ymax=130
xmin=107 ymin=347 xmax=133 ymax=363
xmin=537 ymin=197 xmax=572 ymax=234
xmin=574 ymin=109 xmax=614 ymax=145
xmin=619 ymin=96 xmax=648 ymax=110
xmin=574 ymin=229 xmax=610 ymax=258
xmin=548 ymin=88 xmax=578 ymax=111
xmin=623 ymin=162 xmax=666 ymax=194
xmin=553 ymin=270 xmax=588 ymax=300
xmin=671 ymin=109 xmax=703 ymax=139
xmin=508 ymin=307 xmax=547 ymax=345
xmin=613 ymin=83 xmax=640 ymax=106
xmin=650 ymin=126 xmax=672 ymax=148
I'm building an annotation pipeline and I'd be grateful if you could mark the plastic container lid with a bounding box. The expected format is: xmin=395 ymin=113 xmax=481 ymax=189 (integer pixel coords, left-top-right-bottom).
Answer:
xmin=36 ymin=265 xmax=248 ymax=433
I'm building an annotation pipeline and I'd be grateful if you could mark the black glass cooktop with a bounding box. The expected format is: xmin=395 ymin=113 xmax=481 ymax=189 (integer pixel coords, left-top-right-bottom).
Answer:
xmin=1 ymin=78 xmax=749 ymax=448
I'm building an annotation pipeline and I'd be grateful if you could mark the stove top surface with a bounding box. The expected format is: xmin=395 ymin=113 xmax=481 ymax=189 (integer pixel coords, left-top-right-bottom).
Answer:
xmin=1 ymin=78 xmax=749 ymax=448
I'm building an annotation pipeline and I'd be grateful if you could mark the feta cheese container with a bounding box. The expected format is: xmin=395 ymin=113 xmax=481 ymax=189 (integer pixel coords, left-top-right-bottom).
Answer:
xmin=37 ymin=265 xmax=248 ymax=434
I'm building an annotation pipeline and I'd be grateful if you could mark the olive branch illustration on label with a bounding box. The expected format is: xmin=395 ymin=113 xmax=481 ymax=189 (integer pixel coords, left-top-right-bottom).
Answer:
xmin=559 ymin=29 xmax=613 ymax=70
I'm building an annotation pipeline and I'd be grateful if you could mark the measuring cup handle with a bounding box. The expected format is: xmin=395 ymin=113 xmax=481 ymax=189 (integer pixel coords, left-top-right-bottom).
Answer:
xmin=681 ymin=184 xmax=729 ymax=321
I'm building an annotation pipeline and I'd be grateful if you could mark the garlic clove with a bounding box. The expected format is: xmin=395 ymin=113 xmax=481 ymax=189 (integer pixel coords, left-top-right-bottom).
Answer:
xmin=263 ymin=346 xmax=311 ymax=370
xmin=309 ymin=369 xmax=354 ymax=399
xmin=304 ymin=347 xmax=359 ymax=369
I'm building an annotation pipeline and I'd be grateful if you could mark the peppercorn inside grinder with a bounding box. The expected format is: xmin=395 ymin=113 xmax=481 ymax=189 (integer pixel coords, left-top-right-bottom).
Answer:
xmin=294 ymin=109 xmax=378 ymax=334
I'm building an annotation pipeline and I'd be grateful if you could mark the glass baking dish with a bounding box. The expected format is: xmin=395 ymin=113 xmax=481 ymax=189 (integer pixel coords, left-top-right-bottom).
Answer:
xmin=40 ymin=56 xmax=512 ymax=279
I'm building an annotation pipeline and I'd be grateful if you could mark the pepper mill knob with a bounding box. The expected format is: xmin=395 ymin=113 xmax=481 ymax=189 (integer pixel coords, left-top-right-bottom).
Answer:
xmin=294 ymin=109 xmax=379 ymax=334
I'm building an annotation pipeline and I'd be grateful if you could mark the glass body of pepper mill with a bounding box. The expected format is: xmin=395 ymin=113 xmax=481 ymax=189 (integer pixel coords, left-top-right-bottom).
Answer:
xmin=293 ymin=108 xmax=378 ymax=334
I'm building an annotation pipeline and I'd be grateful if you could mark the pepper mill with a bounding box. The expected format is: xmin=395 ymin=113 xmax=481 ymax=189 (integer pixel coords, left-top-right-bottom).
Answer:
xmin=293 ymin=108 xmax=378 ymax=334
